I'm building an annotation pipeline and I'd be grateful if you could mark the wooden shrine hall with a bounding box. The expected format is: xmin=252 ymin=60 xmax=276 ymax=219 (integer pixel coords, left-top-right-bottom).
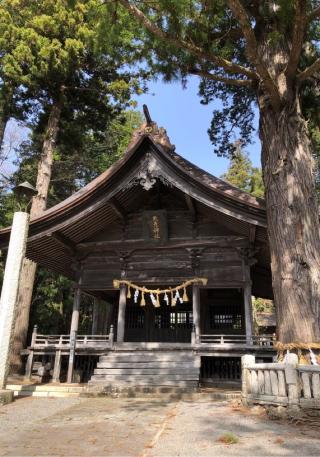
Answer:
xmin=0 ymin=114 xmax=275 ymax=388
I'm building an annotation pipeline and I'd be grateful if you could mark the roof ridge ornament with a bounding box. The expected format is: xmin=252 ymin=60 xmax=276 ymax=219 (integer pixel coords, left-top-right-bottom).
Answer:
xmin=128 ymin=104 xmax=175 ymax=152
xmin=125 ymin=152 xmax=172 ymax=191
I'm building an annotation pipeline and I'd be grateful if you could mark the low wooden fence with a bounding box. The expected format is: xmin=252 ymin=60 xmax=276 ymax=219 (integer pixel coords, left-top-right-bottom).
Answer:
xmin=24 ymin=325 xmax=114 ymax=383
xmin=242 ymin=354 xmax=320 ymax=410
xmin=199 ymin=334 xmax=275 ymax=347
xmin=31 ymin=331 xmax=113 ymax=349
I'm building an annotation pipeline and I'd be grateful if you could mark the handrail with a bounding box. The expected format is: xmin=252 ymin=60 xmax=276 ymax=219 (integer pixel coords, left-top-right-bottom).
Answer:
xmin=199 ymin=333 xmax=275 ymax=346
xmin=31 ymin=334 xmax=111 ymax=348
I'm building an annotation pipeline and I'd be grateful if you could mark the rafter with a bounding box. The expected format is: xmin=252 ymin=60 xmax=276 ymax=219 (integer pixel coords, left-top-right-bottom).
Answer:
xmin=249 ymin=226 xmax=256 ymax=245
xmin=185 ymin=194 xmax=197 ymax=222
xmin=50 ymin=231 xmax=76 ymax=255
xmin=108 ymin=197 xmax=126 ymax=222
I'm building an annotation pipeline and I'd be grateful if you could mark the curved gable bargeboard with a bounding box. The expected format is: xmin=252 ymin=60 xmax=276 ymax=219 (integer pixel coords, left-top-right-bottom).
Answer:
xmin=0 ymin=134 xmax=272 ymax=298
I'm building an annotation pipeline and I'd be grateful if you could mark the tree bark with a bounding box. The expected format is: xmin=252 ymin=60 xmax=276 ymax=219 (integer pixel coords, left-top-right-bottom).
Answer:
xmin=0 ymin=113 xmax=9 ymax=150
xmin=10 ymin=96 xmax=63 ymax=373
xmin=259 ymin=97 xmax=320 ymax=343
xmin=0 ymin=83 xmax=14 ymax=151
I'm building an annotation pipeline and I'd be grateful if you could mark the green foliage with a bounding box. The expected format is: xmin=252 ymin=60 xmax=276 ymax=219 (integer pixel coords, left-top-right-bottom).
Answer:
xmin=253 ymin=297 xmax=275 ymax=313
xmin=222 ymin=144 xmax=264 ymax=198
xmin=11 ymin=109 xmax=143 ymax=206
xmin=1 ymin=109 xmax=142 ymax=335
xmin=29 ymin=269 xmax=73 ymax=335
xmin=217 ymin=433 xmax=239 ymax=445
xmin=112 ymin=1 xmax=320 ymax=160
xmin=0 ymin=0 xmax=146 ymax=144
xmin=0 ymin=1 xmax=146 ymax=336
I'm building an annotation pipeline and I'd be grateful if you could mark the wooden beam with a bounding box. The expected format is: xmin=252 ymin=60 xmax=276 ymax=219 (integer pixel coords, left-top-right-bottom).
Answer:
xmin=108 ymin=198 xmax=126 ymax=222
xmin=78 ymin=236 xmax=249 ymax=253
xmin=50 ymin=231 xmax=76 ymax=255
xmin=185 ymin=194 xmax=197 ymax=221
xmin=249 ymin=226 xmax=256 ymax=245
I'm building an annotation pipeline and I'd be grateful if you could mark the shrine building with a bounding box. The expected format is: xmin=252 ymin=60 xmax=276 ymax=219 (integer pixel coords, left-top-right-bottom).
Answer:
xmin=0 ymin=116 xmax=275 ymax=389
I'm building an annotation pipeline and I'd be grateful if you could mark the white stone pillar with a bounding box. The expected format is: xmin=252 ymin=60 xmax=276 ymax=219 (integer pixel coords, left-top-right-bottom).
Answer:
xmin=0 ymin=212 xmax=29 ymax=389
xmin=70 ymin=287 xmax=81 ymax=335
xmin=241 ymin=354 xmax=255 ymax=405
xmin=192 ymin=284 xmax=200 ymax=343
xmin=117 ymin=285 xmax=127 ymax=342
xmin=244 ymin=282 xmax=253 ymax=343
xmin=67 ymin=287 xmax=81 ymax=383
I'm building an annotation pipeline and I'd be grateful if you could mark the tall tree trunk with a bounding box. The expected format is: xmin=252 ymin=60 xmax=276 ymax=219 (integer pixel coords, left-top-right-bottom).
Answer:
xmin=10 ymin=97 xmax=63 ymax=373
xmin=0 ymin=83 xmax=14 ymax=151
xmin=0 ymin=113 xmax=9 ymax=150
xmin=259 ymin=96 xmax=320 ymax=343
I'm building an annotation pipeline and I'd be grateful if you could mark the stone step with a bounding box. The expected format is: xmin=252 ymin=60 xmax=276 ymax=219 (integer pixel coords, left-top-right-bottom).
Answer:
xmin=91 ymin=374 xmax=198 ymax=382
xmin=93 ymin=368 xmax=199 ymax=375
xmin=97 ymin=361 xmax=200 ymax=369
xmin=89 ymin=379 xmax=199 ymax=387
xmin=6 ymin=383 xmax=87 ymax=398
xmin=100 ymin=354 xmax=197 ymax=362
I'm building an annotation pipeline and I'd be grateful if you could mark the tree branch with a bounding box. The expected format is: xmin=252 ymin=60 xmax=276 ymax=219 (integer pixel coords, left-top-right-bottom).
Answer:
xmin=286 ymin=0 xmax=307 ymax=79
xmin=118 ymin=0 xmax=257 ymax=80
xmin=189 ymin=68 xmax=253 ymax=87
xmin=297 ymin=58 xmax=320 ymax=81
xmin=227 ymin=0 xmax=281 ymax=108
xmin=307 ymin=6 xmax=320 ymax=22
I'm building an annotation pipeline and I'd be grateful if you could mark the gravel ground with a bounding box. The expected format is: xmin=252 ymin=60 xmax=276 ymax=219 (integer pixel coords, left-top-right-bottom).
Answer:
xmin=0 ymin=396 xmax=319 ymax=456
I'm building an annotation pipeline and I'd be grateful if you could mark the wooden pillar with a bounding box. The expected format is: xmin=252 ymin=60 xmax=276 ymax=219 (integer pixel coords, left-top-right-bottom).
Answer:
xmin=244 ymin=282 xmax=253 ymax=343
xmin=92 ymin=297 xmax=100 ymax=335
xmin=67 ymin=287 xmax=81 ymax=383
xmin=25 ymin=351 xmax=34 ymax=380
xmin=52 ymin=350 xmax=62 ymax=383
xmin=192 ymin=284 xmax=200 ymax=343
xmin=92 ymin=298 xmax=109 ymax=335
xmin=24 ymin=325 xmax=37 ymax=380
xmin=117 ymin=285 xmax=127 ymax=343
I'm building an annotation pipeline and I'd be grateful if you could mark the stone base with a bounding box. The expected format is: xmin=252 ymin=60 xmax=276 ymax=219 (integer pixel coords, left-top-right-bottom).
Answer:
xmin=0 ymin=389 xmax=14 ymax=406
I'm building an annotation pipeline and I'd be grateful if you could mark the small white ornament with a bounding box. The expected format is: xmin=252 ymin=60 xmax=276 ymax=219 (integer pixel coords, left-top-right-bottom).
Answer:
xmin=134 ymin=289 xmax=139 ymax=304
xmin=150 ymin=293 xmax=157 ymax=306
xmin=164 ymin=292 xmax=169 ymax=305
xmin=309 ymin=348 xmax=318 ymax=365
xmin=175 ymin=290 xmax=183 ymax=304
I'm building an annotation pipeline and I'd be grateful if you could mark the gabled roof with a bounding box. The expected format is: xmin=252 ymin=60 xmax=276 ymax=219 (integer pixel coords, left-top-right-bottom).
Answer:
xmin=0 ymin=132 xmax=269 ymax=281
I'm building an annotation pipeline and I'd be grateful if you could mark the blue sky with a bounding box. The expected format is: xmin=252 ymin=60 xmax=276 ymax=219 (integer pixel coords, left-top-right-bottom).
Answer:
xmin=2 ymin=76 xmax=261 ymax=180
xmin=135 ymin=76 xmax=261 ymax=177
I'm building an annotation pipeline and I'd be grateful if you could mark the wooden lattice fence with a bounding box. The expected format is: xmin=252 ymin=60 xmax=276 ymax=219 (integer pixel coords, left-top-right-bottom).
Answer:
xmin=242 ymin=354 xmax=320 ymax=410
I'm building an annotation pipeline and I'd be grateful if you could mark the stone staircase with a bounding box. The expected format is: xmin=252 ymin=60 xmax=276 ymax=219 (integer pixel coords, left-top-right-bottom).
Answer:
xmin=89 ymin=350 xmax=200 ymax=388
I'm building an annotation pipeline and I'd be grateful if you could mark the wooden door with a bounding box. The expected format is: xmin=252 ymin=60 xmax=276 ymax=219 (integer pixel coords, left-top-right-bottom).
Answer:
xmin=124 ymin=303 xmax=193 ymax=343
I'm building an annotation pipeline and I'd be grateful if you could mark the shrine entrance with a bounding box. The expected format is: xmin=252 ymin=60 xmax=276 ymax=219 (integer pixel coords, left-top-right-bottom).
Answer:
xmin=124 ymin=295 xmax=194 ymax=343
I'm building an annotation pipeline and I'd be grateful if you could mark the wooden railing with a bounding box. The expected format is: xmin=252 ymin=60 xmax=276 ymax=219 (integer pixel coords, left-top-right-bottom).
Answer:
xmin=298 ymin=365 xmax=320 ymax=407
xmin=29 ymin=325 xmax=114 ymax=349
xmin=198 ymin=334 xmax=275 ymax=347
xmin=242 ymin=354 xmax=320 ymax=410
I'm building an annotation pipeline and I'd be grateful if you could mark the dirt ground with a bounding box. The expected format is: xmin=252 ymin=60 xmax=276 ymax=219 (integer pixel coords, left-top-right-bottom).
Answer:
xmin=0 ymin=396 xmax=320 ymax=456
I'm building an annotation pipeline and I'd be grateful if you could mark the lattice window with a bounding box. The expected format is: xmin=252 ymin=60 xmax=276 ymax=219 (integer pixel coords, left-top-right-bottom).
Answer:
xmin=209 ymin=304 xmax=243 ymax=330
xmin=125 ymin=306 xmax=145 ymax=329
xmin=200 ymin=357 xmax=241 ymax=381
xmin=155 ymin=309 xmax=193 ymax=329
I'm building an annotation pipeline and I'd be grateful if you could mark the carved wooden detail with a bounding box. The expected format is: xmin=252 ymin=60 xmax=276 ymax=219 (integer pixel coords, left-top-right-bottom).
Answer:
xmin=126 ymin=153 xmax=172 ymax=191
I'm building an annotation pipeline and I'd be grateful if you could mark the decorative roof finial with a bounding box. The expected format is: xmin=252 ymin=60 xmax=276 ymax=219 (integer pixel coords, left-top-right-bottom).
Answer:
xmin=143 ymin=104 xmax=152 ymax=126
xmin=127 ymin=105 xmax=175 ymax=152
